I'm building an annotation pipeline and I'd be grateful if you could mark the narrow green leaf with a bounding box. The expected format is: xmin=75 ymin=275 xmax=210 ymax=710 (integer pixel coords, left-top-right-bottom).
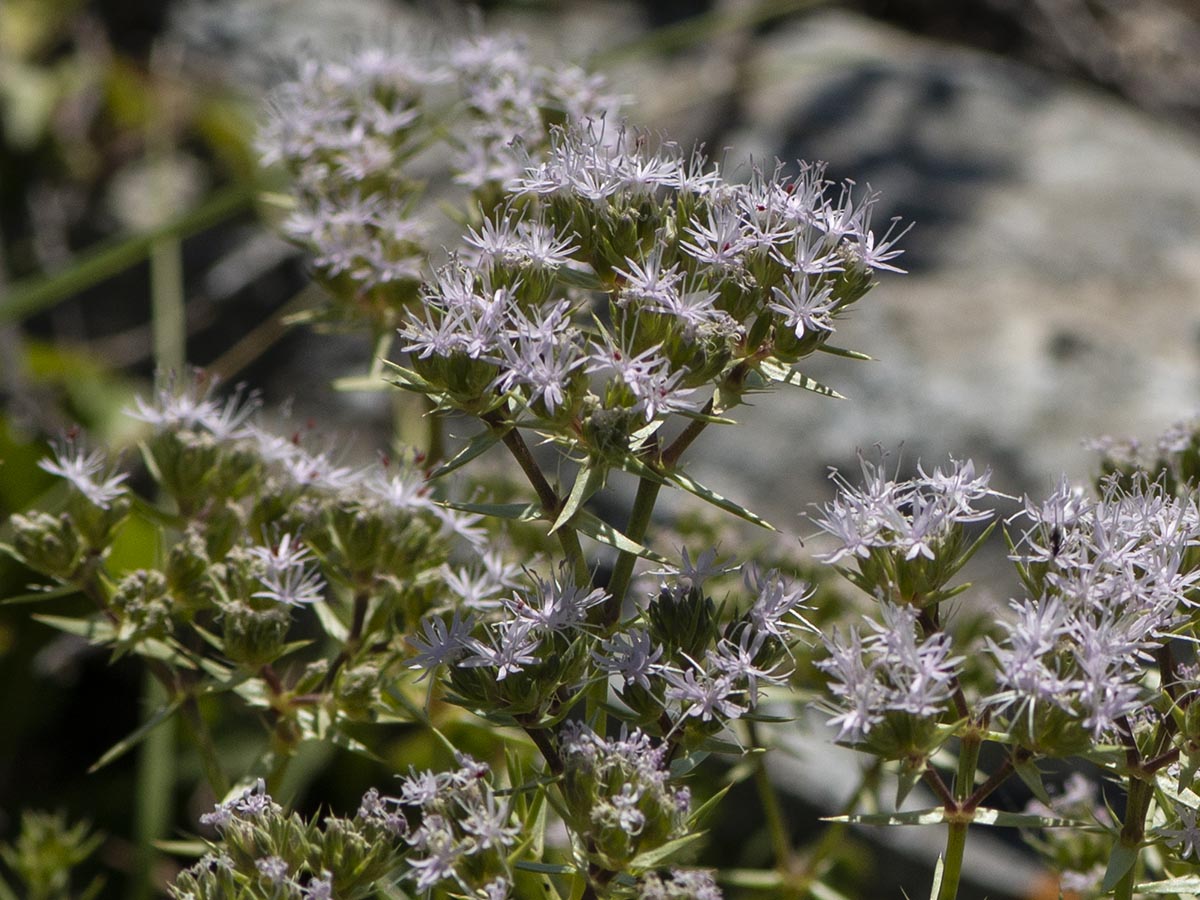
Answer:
xmin=313 ymin=601 xmax=349 ymax=642
xmin=380 ymin=361 xmax=438 ymax=395
xmin=572 ymin=509 xmax=666 ymax=562
xmin=1100 ymin=842 xmax=1139 ymax=893
xmin=555 ymin=266 xmax=607 ymax=291
xmin=1136 ymin=876 xmax=1200 ymax=894
xmin=756 ymin=358 xmax=847 ymax=399
xmin=33 ymin=613 xmax=116 ymax=643
xmin=816 ymin=343 xmax=874 ymax=361
xmin=1014 ymin=758 xmax=1053 ymax=805
xmin=664 ymin=469 xmax=777 ymax=531
xmin=0 ymin=583 xmax=79 ymax=606
xmin=551 ymin=460 xmax=607 ymax=533
xmin=895 ymin=761 xmax=925 ymax=808
xmin=628 ymin=831 xmax=707 ymax=870
xmin=694 ymin=735 xmax=749 ymax=756
xmin=688 ymin=782 xmax=733 ymax=829
xmin=719 ymin=869 xmax=784 ymax=889
xmin=0 ymin=183 xmax=252 ymax=324
xmin=825 ymin=808 xmax=946 ymax=826
xmin=514 ymin=861 xmax=575 ymax=876
xmin=969 ymin=808 xmax=1084 ymax=828
xmin=927 ymin=856 xmax=944 ymax=900
xmin=89 ymin=697 xmax=184 ymax=773
xmin=435 ymin=499 xmax=542 ymax=522
xmin=429 ymin=429 xmax=502 ymax=480
xmin=154 ymin=840 xmax=209 ymax=857
xmin=331 ymin=375 xmax=388 ymax=392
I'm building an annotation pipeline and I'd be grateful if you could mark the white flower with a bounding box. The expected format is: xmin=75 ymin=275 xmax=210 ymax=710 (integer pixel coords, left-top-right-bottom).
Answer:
xmin=248 ymin=534 xmax=325 ymax=607
xmin=39 ymin=437 xmax=128 ymax=509
xmin=1162 ymin=804 xmax=1200 ymax=861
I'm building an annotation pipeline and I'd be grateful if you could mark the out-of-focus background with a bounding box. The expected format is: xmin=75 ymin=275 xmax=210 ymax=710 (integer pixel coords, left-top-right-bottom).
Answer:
xmin=1 ymin=1 xmax=1198 ymax=897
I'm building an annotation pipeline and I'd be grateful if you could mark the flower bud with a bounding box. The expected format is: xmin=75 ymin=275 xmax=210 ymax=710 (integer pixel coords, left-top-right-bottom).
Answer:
xmin=648 ymin=584 xmax=716 ymax=664
xmin=112 ymin=569 xmax=174 ymax=648
xmin=10 ymin=512 xmax=82 ymax=579
xmin=220 ymin=600 xmax=291 ymax=667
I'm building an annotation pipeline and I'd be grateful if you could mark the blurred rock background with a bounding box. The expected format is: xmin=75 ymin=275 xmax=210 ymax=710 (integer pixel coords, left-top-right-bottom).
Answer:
xmin=2 ymin=1 xmax=1199 ymax=897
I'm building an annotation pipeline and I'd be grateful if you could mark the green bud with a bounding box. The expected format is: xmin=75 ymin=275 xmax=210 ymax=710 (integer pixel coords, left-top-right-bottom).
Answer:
xmin=112 ymin=569 xmax=174 ymax=648
xmin=68 ymin=492 xmax=130 ymax=550
xmin=648 ymin=585 xmax=715 ymax=664
xmin=336 ymin=664 xmax=380 ymax=721
xmin=147 ymin=430 xmax=222 ymax=514
xmin=10 ymin=512 xmax=82 ymax=579
xmin=220 ymin=600 xmax=290 ymax=667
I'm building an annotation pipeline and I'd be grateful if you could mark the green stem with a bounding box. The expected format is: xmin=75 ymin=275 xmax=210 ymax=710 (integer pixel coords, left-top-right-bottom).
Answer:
xmin=795 ymin=759 xmax=882 ymax=893
xmin=0 ymin=183 xmax=253 ymax=325
xmin=150 ymin=235 xmax=185 ymax=372
xmin=937 ymin=725 xmax=982 ymax=900
xmin=937 ymin=821 xmax=969 ymax=900
xmin=603 ymin=472 xmax=661 ymax=626
xmin=321 ymin=590 xmax=370 ymax=691
xmin=131 ymin=671 xmax=174 ymax=900
xmin=1113 ymin=776 xmax=1153 ymax=900
xmin=180 ymin=693 xmax=229 ymax=797
xmin=486 ymin=412 xmax=589 ymax=586
xmin=747 ymin=720 xmax=795 ymax=886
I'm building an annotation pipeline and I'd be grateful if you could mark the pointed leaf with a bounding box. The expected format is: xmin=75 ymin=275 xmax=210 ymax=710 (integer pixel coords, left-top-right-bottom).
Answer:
xmin=628 ymin=831 xmax=707 ymax=870
xmin=514 ymin=861 xmax=575 ymax=876
xmin=436 ymin=499 xmax=542 ymax=522
xmin=1136 ymin=876 xmax=1200 ymax=894
xmin=825 ymin=808 xmax=947 ymax=826
xmin=89 ymin=697 xmax=184 ymax=773
xmin=332 ymin=375 xmax=388 ymax=392
xmin=551 ymin=460 xmax=607 ymax=533
xmin=816 ymin=343 xmax=874 ymax=361
xmin=757 ymin=358 xmax=847 ymax=399
xmin=1014 ymin=758 xmax=1053 ymax=805
xmin=0 ymin=583 xmax=80 ymax=606
xmin=573 ymin=509 xmax=666 ymax=562
xmin=969 ymin=808 xmax=1084 ymax=828
xmin=927 ymin=857 xmax=944 ymax=900
xmin=380 ymin=361 xmax=438 ymax=395
xmin=154 ymin=840 xmax=209 ymax=857
xmin=688 ymin=782 xmax=733 ymax=829
xmin=429 ymin=428 xmax=502 ymax=480
xmin=895 ymin=761 xmax=925 ymax=808
xmin=555 ymin=265 xmax=607 ymax=291
xmin=1100 ymin=842 xmax=1140 ymax=893
xmin=34 ymin=613 xmax=116 ymax=643
xmin=664 ymin=468 xmax=777 ymax=531
xmin=313 ymin=600 xmax=349 ymax=642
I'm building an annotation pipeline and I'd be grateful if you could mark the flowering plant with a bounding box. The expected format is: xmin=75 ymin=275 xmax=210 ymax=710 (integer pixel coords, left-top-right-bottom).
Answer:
xmin=6 ymin=24 xmax=1200 ymax=900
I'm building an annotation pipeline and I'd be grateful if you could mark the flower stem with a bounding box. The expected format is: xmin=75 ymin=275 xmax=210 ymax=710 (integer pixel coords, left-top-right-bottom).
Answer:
xmin=486 ymin=411 xmax=589 ymax=586
xmin=746 ymin=720 xmax=796 ymax=886
xmin=1113 ymin=776 xmax=1153 ymax=900
xmin=603 ymin=472 xmax=661 ymax=626
xmin=937 ymin=724 xmax=982 ymax=900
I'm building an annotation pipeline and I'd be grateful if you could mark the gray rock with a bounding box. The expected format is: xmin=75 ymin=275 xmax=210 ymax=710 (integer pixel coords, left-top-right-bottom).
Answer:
xmin=681 ymin=11 xmax=1200 ymax=521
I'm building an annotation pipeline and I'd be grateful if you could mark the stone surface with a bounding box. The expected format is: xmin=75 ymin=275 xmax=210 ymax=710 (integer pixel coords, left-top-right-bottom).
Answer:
xmin=664 ymin=11 xmax=1200 ymax=525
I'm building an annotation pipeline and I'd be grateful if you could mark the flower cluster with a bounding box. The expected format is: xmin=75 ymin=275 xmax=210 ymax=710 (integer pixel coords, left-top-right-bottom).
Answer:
xmin=398 ymin=122 xmax=905 ymax=462
xmin=812 ymin=453 xmax=997 ymax=605
xmin=392 ymin=754 xmax=518 ymax=895
xmin=178 ymin=780 xmax=406 ymax=900
xmin=989 ymin=474 xmax=1200 ymax=747
xmin=817 ymin=602 xmax=963 ymax=750
xmin=259 ymin=33 xmax=621 ymax=331
xmin=558 ymin=724 xmax=695 ymax=874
